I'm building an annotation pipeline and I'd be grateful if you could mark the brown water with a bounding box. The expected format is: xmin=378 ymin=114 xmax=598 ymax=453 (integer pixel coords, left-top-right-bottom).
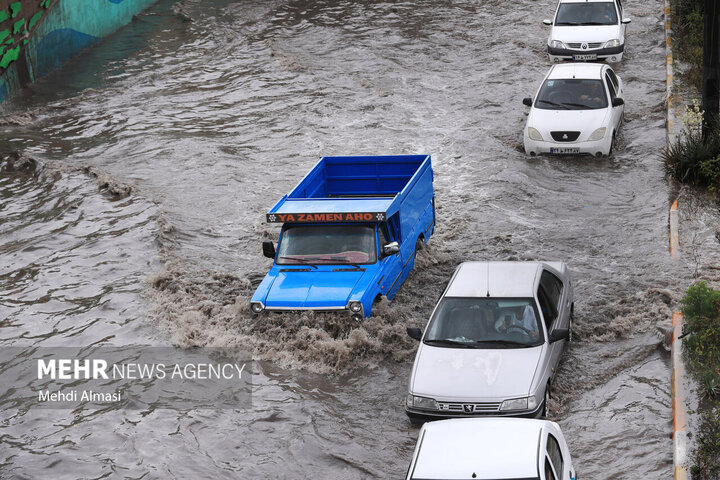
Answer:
xmin=2 ymin=0 xmax=720 ymax=478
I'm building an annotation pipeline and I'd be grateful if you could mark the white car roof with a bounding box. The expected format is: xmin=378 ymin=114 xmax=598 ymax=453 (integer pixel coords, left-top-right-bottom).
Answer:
xmin=445 ymin=261 xmax=547 ymax=298
xmin=411 ymin=418 xmax=544 ymax=479
xmin=547 ymin=63 xmax=605 ymax=80
xmin=559 ymin=0 xmax=615 ymax=3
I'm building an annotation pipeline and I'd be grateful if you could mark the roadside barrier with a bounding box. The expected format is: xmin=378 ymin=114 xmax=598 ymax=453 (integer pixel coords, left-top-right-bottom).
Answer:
xmin=670 ymin=199 xmax=679 ymax=256
xmin=665 ymin=0 xmax=676 ymax=146
xmin=664 ymin=2 xmax=687 ymax=478
xmin=671 ymin=311 xmax=688 ymax=480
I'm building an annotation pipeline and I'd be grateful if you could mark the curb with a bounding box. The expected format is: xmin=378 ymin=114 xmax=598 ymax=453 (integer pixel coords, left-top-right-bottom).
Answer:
xmin=664 ymin=3 xmax=687 ymax=479
xmin=664 ymin=0 xmax=679 ymax=146
xmin=672 ymin=311 xmax=688 ymax=480
xmin=670 ymin=199 xmax=679 ymax=256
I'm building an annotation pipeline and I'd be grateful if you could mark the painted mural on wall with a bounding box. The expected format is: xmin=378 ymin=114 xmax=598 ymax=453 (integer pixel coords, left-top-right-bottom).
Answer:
xmin=0 ymin=0 xmax=157 ymax=102
xmin=0 ymin=0 xmax=55 ymax=99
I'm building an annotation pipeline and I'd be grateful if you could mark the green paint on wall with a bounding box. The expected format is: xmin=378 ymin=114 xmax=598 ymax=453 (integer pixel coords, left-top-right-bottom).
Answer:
xmin=28 ymin=11 xmax=42 ymax=30
xmin=9 ymin=2 xmax=21 ymax=18
xmin=12 ymin=19 xmax=24 ymax=34
xmin=0 ymin=9 xmax=9 ymax=23
xmin=0 ymin=30 xmax=9 ymax=44
xmin=0 ymin=45 xmax=20 ymax=68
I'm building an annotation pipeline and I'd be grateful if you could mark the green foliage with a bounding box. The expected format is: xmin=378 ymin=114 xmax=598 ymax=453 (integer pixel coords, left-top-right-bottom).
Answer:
xmin=690 ymin=407 xmax=720 ymax=480
xmin=699 ymin=155 xmax=720 ymax=194
xmin=700 ymin=370 xmax=720 ymax=399
xmin=682 ymin=283 xmax=720 ymax=477
xmin=678 ymin=5 xmax=704 ymax=91
xmin=663 ymin=128 xmax=720 ymax=186
xmin=664 ymin=134 xmax=718 ymax=182
xmin=664 ymin=101 xmax=720 ymax=193
xmin=682 ymin=282 xmax=720 ymax=321
xmin=681 ymin=282 xmax=720 ymax=370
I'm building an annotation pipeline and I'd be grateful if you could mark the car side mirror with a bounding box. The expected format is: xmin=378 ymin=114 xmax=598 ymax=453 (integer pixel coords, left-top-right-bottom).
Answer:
xmin=407 ymin=326 xmax=423 ymax=341
xmin=382 ymin=241 xmax=400 ymax=256
xmin=612 ymin=97 xmax=624 ymax=107
xmin=542 ymin=19 xmax=552 ymax=25
xmin=549 ymin=328 xmax=570 ymax=343
xmin=262 ymin=241 xmax=276 ymax=259
xmin=523 ymin=97 xmax=533 ymax=107
xmin=621 ymin=17 xmax=631 ymax=24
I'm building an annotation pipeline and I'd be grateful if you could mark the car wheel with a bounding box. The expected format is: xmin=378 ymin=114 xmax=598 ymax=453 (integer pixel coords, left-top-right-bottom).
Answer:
xmin=569 ymin=312 xmax=574 ymax=343
xmin=608 ymin=131 xmax=615 ymax=156
xmin=542 ymin=387 xmax=551 ymax=419
xmin=415 ymin=236 xmax=425 ymax=252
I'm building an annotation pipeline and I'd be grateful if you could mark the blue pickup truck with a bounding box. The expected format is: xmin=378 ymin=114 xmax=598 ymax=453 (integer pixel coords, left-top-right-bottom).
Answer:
xmin=250 ymin=155 xmax=436 ymax=320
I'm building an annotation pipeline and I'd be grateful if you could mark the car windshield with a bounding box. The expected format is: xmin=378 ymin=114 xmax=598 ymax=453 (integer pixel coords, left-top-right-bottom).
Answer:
xmin=555 ymin=2 xmax=618 ymax=26
xmin=535 ymin=79 xmax=608 ymax=110
xmin=276 ymin=224 xmax=377 ymax=265
xmin=424 ymin=297 xmax=544 ymax=348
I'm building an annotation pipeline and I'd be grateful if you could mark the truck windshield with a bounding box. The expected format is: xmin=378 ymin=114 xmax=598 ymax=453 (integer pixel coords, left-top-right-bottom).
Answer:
xmin=276 ymin=225 xmax=377 ymax=265
xmin=424 ymin=298 xmax=544 ymax=348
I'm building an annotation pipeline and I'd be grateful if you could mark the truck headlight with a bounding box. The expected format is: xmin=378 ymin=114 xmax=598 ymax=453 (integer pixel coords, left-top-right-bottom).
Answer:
xmin=500 ymin=397 xmax=529 ymax=411
xmin=407 ymin=394 xmax=439 ymax=411
xmin=550 ymin=40 xmax=566 ymax=49
xmin=528 ymin=127 xmax=543 ymax=141
xmin=347 ymin=301 xmax=364 ymax=321
xmin=250 ymin=302 xmax=265 ymax=314
xmin=603 ymin=38 xmax=621 ymax=48
xmin=588 ymin=127 xmax=606 ymax=141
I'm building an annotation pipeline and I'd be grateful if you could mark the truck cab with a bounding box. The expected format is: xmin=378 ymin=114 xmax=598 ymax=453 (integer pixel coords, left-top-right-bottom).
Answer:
xmin=250 ymin=155 xmax=435 ymax=319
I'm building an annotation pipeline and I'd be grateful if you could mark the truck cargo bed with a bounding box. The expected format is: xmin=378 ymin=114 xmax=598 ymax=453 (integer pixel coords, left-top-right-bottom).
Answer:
xmin=267 ymin=155 xmax=431 ymax=223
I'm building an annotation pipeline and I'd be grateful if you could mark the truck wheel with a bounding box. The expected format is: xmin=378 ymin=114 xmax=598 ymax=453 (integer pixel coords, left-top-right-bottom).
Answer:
xmin=415 ymin=237 xmax=425 ymax=252
xmin=371 ymin=295 xmax=382 ymax=316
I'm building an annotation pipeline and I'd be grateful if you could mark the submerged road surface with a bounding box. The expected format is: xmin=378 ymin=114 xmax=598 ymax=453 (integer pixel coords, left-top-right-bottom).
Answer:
xmin=3 ymin=0 xmax=719 ymax=478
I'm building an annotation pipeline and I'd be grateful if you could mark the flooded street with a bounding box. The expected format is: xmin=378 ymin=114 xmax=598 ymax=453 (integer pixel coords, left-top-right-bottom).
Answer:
xmin=3 ymin=0 xmax=720 ymax=477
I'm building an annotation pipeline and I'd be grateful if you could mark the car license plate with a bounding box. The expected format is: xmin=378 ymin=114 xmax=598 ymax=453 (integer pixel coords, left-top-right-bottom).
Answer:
xmin=550 ymin=147 xmax=580 ymax=154
xmin=573 ymin=54 xmax=597 ymax=61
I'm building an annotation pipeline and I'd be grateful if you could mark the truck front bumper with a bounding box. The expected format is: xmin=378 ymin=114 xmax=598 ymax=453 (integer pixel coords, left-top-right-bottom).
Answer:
xmin=250 ymin=303 xmax=364 ymax=320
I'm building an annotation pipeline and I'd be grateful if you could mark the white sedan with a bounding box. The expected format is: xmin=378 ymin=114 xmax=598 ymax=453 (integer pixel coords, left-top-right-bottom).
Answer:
xmin=405 ymin=261 xmax=573 ymax=421
xmin=405 ymin=418 xmax=577 ymax=480
xmin=523 ymin=62 xmax=624 ymax=157
xmin=544 ymin=0 xmax=630 ymax=63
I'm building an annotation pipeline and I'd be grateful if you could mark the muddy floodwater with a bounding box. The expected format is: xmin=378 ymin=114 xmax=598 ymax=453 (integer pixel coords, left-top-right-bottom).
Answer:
xmin=3 ymin=0 xmax=720 ymax=478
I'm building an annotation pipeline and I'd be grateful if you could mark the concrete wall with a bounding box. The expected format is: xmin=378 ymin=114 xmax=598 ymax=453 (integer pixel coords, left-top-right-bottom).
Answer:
xmin=0 ymin=0 xmax=157 ymax=102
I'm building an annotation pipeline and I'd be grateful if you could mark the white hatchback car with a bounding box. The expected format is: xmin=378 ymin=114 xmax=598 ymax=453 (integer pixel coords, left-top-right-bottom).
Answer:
xmin=405 ymin=418 xmax=577 ymax=480
xmin=544 ymin=0 xmax=631 ymax=63
xmin=405 ymin=262 xmax=573 ymax=421
xmin=523 ymin=63 xmax=624 ymax=157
